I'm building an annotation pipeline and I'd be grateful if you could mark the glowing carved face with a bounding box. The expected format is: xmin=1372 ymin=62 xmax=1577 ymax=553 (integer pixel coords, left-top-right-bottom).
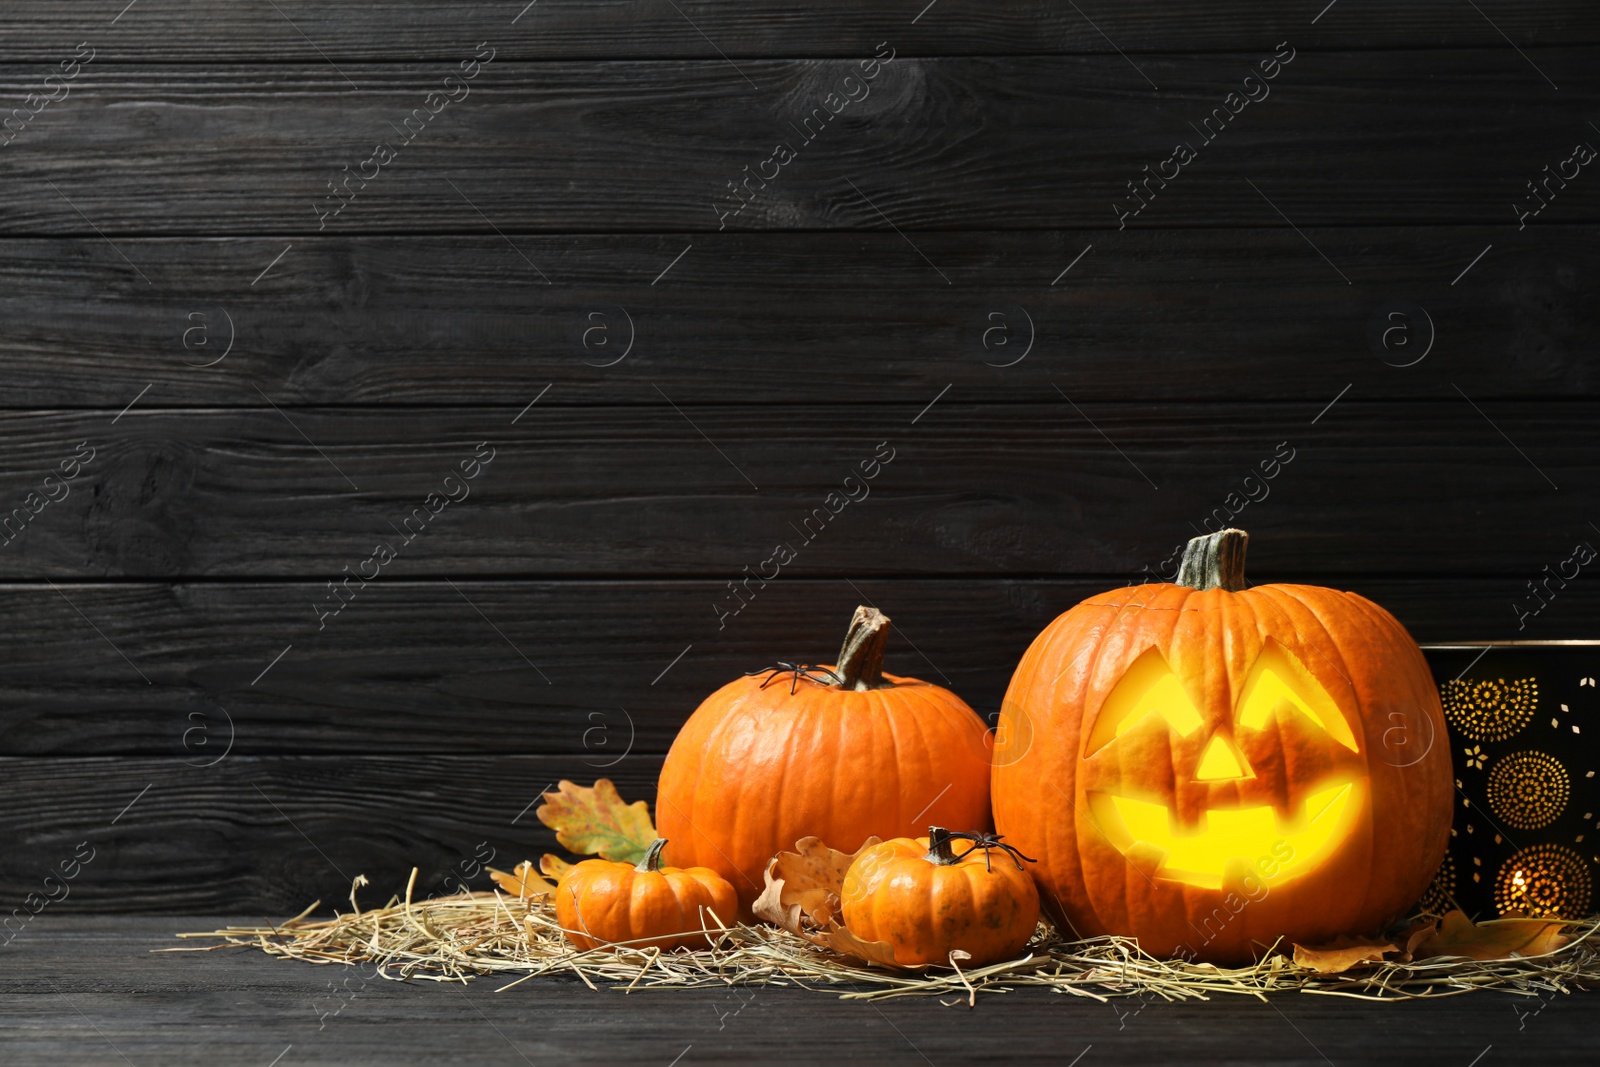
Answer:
xmin=1083 ymin=640 xmax=1366 ymax=891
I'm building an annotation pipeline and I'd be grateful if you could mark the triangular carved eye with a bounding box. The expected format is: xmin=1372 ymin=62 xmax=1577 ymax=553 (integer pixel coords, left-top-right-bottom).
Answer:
xmin=1085 ymin=647 xmax=1204 ymax=756
xmin=1236 ymin=639 xmax=1359 ymax=752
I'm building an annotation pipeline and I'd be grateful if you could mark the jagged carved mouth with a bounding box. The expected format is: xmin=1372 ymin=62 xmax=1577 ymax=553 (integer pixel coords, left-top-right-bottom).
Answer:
xmin=1086 ymin=781 xmax=1360 ymax=891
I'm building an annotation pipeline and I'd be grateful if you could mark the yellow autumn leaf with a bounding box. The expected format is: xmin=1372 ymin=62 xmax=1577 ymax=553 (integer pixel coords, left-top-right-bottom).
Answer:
xmin=487 ymin=860 xmax=556 ymax=901
xmin=539 ymin=854 xmax=574 ymax=881
xmin=535 ymin=779 xmax=656 ymax=864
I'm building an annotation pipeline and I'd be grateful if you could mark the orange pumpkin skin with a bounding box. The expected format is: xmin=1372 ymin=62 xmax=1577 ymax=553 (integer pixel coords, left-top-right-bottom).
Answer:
xmin=841 ymin=831 xmax=1041 ymax=967
xmin=991 ymin=531 xmax=1453 ymax=964
xmin=657 ymin=608 xmax=992 ymax=915
xmin=556 ymin=841 xmax=737 ymax=952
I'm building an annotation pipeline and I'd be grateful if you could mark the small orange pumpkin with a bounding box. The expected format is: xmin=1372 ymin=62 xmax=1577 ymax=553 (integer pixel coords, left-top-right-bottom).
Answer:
xmin=556 ymin=839 xmax=736 ymax=952
xmin=840 ymin=827 xmax=1041 ymax=967
xmin=657 ymin=606 xmax=992 ymax=915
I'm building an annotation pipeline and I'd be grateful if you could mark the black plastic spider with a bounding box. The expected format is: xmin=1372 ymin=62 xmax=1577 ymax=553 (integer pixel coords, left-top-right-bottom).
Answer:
xmin=743 ymin=661 xmax=843 ymax=695
xmin=934 ymin=828 xmax=1038 ymax=872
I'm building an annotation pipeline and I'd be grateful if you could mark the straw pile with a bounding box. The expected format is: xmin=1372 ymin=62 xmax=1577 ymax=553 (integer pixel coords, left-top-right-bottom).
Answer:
xmin=172 ymin=872 xmax=1600 ymax=1005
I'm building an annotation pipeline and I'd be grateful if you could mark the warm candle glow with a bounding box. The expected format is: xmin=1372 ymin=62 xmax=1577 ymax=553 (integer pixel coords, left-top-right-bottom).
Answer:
xmin=1089 ymin=780 xmax=1361 ymax=890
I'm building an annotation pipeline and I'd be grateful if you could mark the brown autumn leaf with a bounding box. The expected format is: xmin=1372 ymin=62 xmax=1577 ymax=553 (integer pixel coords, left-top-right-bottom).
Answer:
xmin=1400 ymin=916 xmax=1441 ymax=961
xmin=759 ymin=834 xmax=876 ymax=926
xmin=535 ymin=779 xmax=655 ymax=864
xmin=1292 ymin=934 xmax=1398 ymax=974
xmin=1409 ymin=909 xmax=1571 ymax=962
xmin=819 ymin=917 xmax=905 ymax=969
xmin=753 ymin=836 xmax=902 ymax=969
xmin=487 ymin=860 xmax=557 ymax=901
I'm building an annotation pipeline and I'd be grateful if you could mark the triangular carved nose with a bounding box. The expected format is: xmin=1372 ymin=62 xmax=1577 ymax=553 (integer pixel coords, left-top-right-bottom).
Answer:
xmin=1194 ymin=735 xmax=1253 ymax=781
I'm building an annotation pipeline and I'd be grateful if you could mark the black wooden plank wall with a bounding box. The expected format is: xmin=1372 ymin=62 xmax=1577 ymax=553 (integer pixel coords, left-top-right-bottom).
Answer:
xmin=0 ymin=1 xmax=1596 ymax=914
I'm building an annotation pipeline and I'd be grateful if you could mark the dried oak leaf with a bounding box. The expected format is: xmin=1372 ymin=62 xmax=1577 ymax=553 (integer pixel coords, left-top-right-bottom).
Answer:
xmin=487 ymin=860 xmax=557 ymax=901
xmin=758 ymin=834 xmax=865 ymax=925
xmin=752 ymin=836 xmax=900 ymax=969
xmin=1292 ymin=934 xmax=1398 ymax=974
xmin=535 ymin=779 xmax=655 ymax=864
xmin=1409 ymin=910 xmax=1571 ymax=962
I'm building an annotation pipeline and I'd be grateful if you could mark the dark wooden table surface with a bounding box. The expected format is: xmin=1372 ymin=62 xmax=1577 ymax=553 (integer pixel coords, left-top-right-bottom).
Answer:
xmin=4 ymin=916 xmax=1591 ymax=1066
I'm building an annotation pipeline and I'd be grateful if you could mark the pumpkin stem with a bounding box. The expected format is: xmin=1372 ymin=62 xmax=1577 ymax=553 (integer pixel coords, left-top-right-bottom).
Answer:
xmin=834 ymin=605 xmax=891 ymax=691
xmin=635 ymin=838 xmax=669 ymax=873
xmin=1176 ymin=528 xmax=1248 ymax=592
xmin=925 ymin=826 xmax=962 ymax=866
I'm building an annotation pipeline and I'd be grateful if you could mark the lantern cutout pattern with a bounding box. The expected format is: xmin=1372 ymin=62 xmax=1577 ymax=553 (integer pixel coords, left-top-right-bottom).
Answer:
xmin=1425 ymin=666 xmax=1598 ymax=920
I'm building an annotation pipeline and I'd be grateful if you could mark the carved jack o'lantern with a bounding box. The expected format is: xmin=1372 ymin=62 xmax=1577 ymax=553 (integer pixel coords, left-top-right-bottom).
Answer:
xmin=991 ymin=529 xmax=1453 ymax=963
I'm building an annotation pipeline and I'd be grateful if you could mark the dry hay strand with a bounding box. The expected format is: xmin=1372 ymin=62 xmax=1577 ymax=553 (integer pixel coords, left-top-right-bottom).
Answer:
xmin=170 ymin=872 xmax=1600 ymax=1004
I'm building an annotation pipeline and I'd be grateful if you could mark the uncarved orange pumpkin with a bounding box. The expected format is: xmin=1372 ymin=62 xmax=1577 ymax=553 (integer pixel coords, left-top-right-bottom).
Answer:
xmin=991 ymin=529 xmax=1453 ymax=964
xmin=556 ymin=839 xmax=737 ymax=952
xmin=657 ymin=606 xmax=992 ymax=915
xmin=841 ymin=827 xmax=1041 ymax=967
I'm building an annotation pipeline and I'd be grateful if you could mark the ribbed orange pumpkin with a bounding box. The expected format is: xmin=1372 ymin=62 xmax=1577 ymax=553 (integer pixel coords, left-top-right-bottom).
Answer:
xmin=991 ymin=529 xmax=1452 ymax=964
xmin=657 ymin=606 xmax=992 ymax=915
xmin=841 ymin=827 xmax=1041 ymax=967
xmin=556 ymin=839 xmax=737 ymax=952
